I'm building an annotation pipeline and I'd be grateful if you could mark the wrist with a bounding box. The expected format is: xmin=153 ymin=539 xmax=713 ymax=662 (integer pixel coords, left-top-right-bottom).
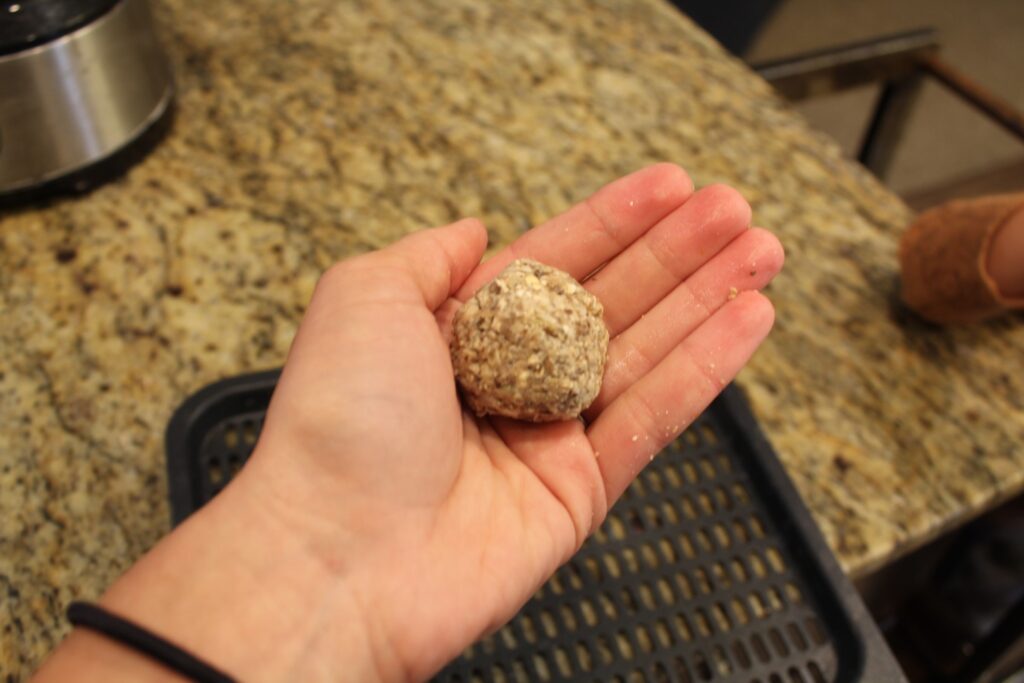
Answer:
xmin=98 ymin=466 xmax=403 ymax=683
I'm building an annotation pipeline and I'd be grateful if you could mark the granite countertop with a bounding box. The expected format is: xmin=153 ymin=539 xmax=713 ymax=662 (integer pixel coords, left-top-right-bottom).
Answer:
xmin=2 ymin=0 xmax=1023 ymax=676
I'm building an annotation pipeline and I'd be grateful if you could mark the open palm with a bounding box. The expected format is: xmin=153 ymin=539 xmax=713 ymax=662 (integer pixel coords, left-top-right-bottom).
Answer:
xmin=248 ymin=164 xmax=784 ymax=680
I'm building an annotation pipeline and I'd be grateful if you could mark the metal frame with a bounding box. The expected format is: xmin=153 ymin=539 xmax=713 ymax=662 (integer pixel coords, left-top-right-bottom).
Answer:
xmin=752 ymin=29 xmax=1024 ymax=179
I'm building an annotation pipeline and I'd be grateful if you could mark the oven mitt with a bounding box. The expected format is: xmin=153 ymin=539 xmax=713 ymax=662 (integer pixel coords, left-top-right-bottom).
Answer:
xmin=899 ymin=193 xmax=1024 ymax=324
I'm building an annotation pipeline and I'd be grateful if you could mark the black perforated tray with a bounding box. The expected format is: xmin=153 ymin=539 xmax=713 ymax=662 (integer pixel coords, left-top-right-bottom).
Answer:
xmin=166 ymin=370 xmax=905 ymax=683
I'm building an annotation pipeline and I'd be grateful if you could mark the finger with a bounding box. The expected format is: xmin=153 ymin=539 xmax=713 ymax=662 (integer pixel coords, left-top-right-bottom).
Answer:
xmin=586 ymin=228 xmax=784 ymax=416
xmin=376 ymin=218 xmax=489 ymax=310
xmin=272 ymin=218 xmax=487 ymax=432
xmin=587 ymin=292 xmax=775 ymax=502
xmin=321 ymin=218 xmax=487 ymax=315
xmin=455 ymin=163 xmax=694 ymax=299
xmin=584 ymin=184 xmax=752 ymax=335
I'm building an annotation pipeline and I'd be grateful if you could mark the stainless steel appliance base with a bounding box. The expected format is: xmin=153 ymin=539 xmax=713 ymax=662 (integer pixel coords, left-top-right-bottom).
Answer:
xmin=0 ymin=0 xmax=174 ymax=205
xmin=0 ymin=97 xmax=173 ymax=208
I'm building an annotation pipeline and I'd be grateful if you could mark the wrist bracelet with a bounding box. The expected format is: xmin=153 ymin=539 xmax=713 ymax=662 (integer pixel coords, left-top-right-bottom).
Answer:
xmin=67 ymin=601 xmax=236 ymax=683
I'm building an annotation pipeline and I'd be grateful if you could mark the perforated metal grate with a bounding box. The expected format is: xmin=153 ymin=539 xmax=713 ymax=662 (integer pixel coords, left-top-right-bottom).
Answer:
xmin=166 ymin=372 xmax=905 ymax=683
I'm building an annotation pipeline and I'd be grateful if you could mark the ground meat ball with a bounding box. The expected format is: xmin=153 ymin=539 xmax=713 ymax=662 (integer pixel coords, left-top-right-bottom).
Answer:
xmin=450 ymin=259 xmax=609 ymax=422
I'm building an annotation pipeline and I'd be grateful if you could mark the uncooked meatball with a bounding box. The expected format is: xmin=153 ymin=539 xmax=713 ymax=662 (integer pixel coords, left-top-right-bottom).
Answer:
xmin=450 ymin=259 xmax=609 ymax=422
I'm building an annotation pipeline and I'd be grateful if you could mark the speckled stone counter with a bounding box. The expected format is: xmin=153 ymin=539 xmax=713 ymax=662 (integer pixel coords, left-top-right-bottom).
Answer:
xmin=2 ymin=0 xmax=1022 ymax=676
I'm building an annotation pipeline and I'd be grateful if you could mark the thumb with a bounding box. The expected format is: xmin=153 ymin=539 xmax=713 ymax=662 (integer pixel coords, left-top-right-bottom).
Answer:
xmin=375 ymin=218 xmax=489 ymax=310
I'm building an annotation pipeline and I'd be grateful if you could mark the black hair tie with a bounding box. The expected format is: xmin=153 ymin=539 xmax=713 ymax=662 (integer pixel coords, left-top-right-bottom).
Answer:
xmin=67 ymin=601 xmax=236 ymax=683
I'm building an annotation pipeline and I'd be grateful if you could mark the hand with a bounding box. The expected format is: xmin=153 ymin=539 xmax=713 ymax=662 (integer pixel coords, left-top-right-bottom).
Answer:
xmin=34 ymin=164 xmax=783 ymax=683
xmin=250 ymin=163 xmax=783 ymax=679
